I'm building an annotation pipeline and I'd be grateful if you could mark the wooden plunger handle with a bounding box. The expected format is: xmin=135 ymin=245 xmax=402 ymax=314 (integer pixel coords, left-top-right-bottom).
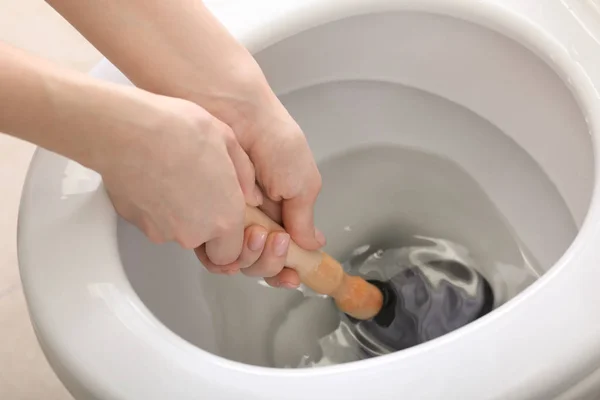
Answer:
xmin=245 ymin=206 xmax=383 ymax=320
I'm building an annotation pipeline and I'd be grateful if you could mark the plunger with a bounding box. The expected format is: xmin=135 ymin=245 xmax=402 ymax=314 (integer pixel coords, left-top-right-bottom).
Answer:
xmin=245 ymin=206 xmax=384 ymax=320
xmin=245 ymin=206 xmax=494 ymax=353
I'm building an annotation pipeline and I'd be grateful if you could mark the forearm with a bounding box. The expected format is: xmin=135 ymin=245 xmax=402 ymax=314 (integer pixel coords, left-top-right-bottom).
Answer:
xmin=45 ymin=0 xmax=273 ymax=129
xmin=0 ymin=41 xmax=154 ymax=170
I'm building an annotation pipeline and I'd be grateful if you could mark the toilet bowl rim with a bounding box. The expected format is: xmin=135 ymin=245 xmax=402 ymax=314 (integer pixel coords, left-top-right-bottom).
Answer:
xmin=16 ymin=0 xmax=600 ymax=398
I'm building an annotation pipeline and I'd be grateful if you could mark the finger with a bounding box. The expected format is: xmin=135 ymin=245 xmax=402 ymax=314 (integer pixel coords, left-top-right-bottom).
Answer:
xmin=242 ymin=231 xmax=290 ymax=278
xmin=281 ymin=191 xmax=325 ymax=251
xmin=264 ymin=268 xmax=301 ymax=289
xmin=205 ymin=230 xmax=244 ymax=266
xmin=238 ymin=225 xmax=268 ymax=269
xmin=259 ymin=196 xmax=283 ymax=225
xmin=197 ymin=225 xmax=268 ymax=270
xmin=223 ymin=127 xmax=263 ymax=207
xmin=204 ymin=209 xmax=245 ymax=266
xmin=194 ymin=245 xmax=240 ymax=275
xmin=221 ymin=225 xmax=269 ymax=269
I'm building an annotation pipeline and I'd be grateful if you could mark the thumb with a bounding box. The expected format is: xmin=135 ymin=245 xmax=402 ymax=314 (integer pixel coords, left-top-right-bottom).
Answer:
xmin=281 ymin=193 xmax=326 ymax=251
xmin=225 ymin=134 xmax=263 ymax=207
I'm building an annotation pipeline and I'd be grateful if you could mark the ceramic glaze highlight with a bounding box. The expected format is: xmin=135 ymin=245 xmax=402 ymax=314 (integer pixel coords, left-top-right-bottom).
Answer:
xmin=17 ymin=2 xmax=600 ymax=400
xmin=121 ymin=135 xmax=554 ymax=368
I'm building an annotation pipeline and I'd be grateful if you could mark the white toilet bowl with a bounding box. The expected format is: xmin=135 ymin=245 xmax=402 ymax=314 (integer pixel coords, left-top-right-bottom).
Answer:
xmin=18 ymin=0 xmax=600 ymax=399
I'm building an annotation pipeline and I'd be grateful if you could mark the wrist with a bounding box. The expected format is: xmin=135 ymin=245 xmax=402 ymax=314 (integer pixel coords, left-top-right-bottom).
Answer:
xmin=0 ymin=44 xmax=146 ymax=173
xmin=65 ymin=83 xmax=162 ymax=175
xmin=190 ymin=55 xmax=288 ymax=152
xmin=187 ymin=51 xmax=277 ymax=131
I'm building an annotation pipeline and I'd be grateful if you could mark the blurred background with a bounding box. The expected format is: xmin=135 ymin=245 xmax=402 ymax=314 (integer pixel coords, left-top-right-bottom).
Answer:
xmin=0 ymin=1 xmax=101 ymax=398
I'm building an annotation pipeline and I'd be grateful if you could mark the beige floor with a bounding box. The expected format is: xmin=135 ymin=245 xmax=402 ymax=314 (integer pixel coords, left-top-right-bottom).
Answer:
xmin=0 ymin=1 xmax=102 ymax=399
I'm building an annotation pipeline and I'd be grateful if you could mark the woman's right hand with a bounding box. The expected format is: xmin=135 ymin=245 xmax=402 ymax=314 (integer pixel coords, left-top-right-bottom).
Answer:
xmin=93 ymin=90 xmax=291 ymax=275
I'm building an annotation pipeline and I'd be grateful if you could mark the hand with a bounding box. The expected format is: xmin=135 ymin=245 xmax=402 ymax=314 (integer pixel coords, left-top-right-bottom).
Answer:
xmin=44 ymin=0 xmax=325 ymax=286
xmin=194 ymin=224 xmax=300 ymax=288
xmin=218 ymin=85 xmax=326 ymax=289
xmin=180 ymin=50 xmax=325 ymax=251
xmin=193 ymin=58 xmax=326 ymax=289
xmin=94 ymin=90 xmax=293 ymax=273
xmin=240 ymin=94 xmax=325 ymax=247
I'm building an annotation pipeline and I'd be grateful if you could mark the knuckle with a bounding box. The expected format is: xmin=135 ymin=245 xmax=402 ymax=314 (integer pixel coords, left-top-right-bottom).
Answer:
xmin=145 ymin=229 xmax=167 ymax=244
xmin=175 ymin=234 xmax=203 ymax=250
xmin=147 ymin=235 xmax=166 ymax=245
xmin=139 ymin=217 xmax=169 ymax=244
xmin=265 ymin=185 xmax=283 ymax=201
xmin=182 ymin=102 xmax=212 ymax=128
xmin=287 ymin=129 xmax=309 ymax=148
xmin=210 ymin=193 xmax=246 ymax=235
xmin=217 ymin=124 xmax=238 ymax=148
xmin=212 ymin=218 xmax=233 ymax=236
xmin=280 ymin=178 xmax=304 ymax=200
xmin=213 ymin=210 xmax=244 ymax=236
xmin=169 ymin=101 xmax=210 ymax=130
xmin=291 ymin=167 xmax=322 ymax=201
xmin=171 ymin=216 xmax=210 ymax=250
xmin=310 ymin=171 xmax=323 ymax=194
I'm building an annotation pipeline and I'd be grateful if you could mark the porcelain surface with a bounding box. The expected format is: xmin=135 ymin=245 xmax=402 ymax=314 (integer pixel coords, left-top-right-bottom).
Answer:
xmin=17 ymin=1 xmax=600 ymax=399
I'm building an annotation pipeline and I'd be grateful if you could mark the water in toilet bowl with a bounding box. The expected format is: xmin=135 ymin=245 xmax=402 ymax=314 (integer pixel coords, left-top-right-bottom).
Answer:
xmin=269 ymin=147 xmax=543 ymax=368
xmin=272 ymin=240 xmax=498 ymax=367
xmin=121 ymin=80 xmax=577 ymax=370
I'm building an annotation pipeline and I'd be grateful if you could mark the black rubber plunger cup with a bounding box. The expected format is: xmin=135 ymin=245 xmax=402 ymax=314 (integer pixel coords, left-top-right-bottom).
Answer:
xmin=346 ymin=258 xmax=494 ymax=356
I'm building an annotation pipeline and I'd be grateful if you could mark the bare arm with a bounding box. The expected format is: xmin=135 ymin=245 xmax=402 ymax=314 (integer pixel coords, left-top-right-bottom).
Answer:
xmin=45 ymin=0 xmax=326 ymax=252
xmin=0 ymin=41 xmax=155 ymax=170
xmin=0 ymin=40 xmax=287 ymax=270
xmin=44 ymin=0 xmax=271 ymax=142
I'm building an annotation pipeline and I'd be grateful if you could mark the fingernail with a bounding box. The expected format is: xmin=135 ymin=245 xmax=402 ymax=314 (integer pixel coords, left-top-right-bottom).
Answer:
xmin=225 ymin=268 xmax=239 ymax=275
xmin=273 ymin=232 xmax=290 ymax=257
xmin=315 ymin=228 xmax=326 ymax=246
xmin=280 ymin=281 xmax=299 ymax=289
xmin=253 ymin=186 xmax=264 ymax=206
xmin=248 ymin=230 xmax=267 ymax=251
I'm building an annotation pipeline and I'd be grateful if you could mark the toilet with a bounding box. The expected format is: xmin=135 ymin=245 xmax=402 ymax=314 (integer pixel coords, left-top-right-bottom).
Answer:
xmin=17 ymin=0 xmax=600 ymax=398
